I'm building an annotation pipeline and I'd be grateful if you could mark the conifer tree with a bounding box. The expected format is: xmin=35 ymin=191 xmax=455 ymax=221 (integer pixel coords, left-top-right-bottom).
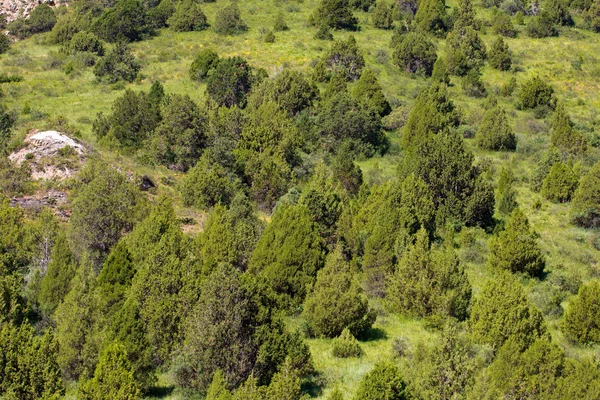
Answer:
xmin=54 ymin=255 xmax=100 ymax=380
xmin=470 ymin=272 xmax=548 ymax=350
xmin=393 ymin=31 xmax=438 ymax=76
xmin=167 ymin=0 xmax=208 ymax=32
xmin=321 ymin=36 xmax=365 ymax=81
xmin=189 ymin=49 xmax=219 ymax=82
xmin=79 ymin=342 xmax=141 ymax=400
xmin=387 ymin=228 xmax=472 ymax=320
xmin=488 ymin=36 xmax=512 ymax=71
xmin=415 ymin=0 xmax=448 ymax=36
xmin=492 ymin=11 xmax=516 ymax=37
xmin=571 ymin=160 xmax=600 ymax=228
xmin=550 ymin=102 xmax=588 ymax=155
xmin=38 ymin=232 xmax=76 ymax=315
xmin=312 ymin=0 xmax=358 ymax=30
xmin=0 ymin=273 xmax=29 ymax=327
xmin=351 ymin=69 xmax=392 ymax=117
xmin=402 ymin=83 xmax=460 ymax=148
xmin=206 ymin=370 xmax=234 ymax=400
xmin=563 ymin=280 xmax=600 ymax=343
xmin=265 ymin=358 xmax=303 ymax=400
xmin=496 ymin=166 xmax=518 ymax=215
xmin=431 ymin=57 xmax=450 ymax=84
xmin=303 ymin=247 xmax=375 ymax=338
xmin=475 ymin=105 xmax=516 ymax=151
xmin=544 ymin=0 xmax=574 ymax=26
xmin=0 ymin=197 xmax=31 ymax=276
xmin=273 ymin=11 xmax=288 ymax=31
xmin=445 ymin=26 xmax=487 ymax=76
xmin=488 ymin=208 xmax=545 ymax=277
xmin=531 ymin=145 xmax=562 ymax=192
xmin=541 ymin=161 xmax=579 ymax=203
xmin=453 ymin=0 xmax=477 ymax=29
xmin=96 ymin=240 xmax=135 ymax=317
xmin=213 ymin=2 xmax=248 ymax=35
xmin=372 ymin=0 xmax=394 ymax=29
xmin=249 ymin=204 xmax=326 ymax=308
xmin=354 ymin=362 xmax=407 ymax=400
xmin=518 ymin=76 xmax=555 ymax=110
xmin=206 ymin=56 xmax=253 ymax=108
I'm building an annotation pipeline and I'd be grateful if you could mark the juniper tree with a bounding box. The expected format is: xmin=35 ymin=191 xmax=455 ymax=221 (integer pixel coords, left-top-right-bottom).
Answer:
xmin=415 ymin=0 xmax=448 ymax=36
xmin=445 ymin=26 xmax=487 ymax=76
xmin=475 ymin=105 xmax=516 ymax=151
xmin=303 ymin=247 xmax=375 ymax=338
xmin=541 ymin=161 xmax=579 ymax=203
xmin=488 ymin=208 xmax=545 ymax=277
xmin=38 ymin=232 xmax=77 ymax=315
xmin=354 ymin=362 xmax=408 ymax=400
xmin=488 ymin=36 xmax=512 ymax=71
xmin=312 ymin=0 xmax=358 ymax=30
xmin=393 ymin=31 xmax=438 ymax=76
xmin=563 ymin=280 xmax=600 ymax=343
xmin=372 ymin=0 xmax=394 ymax=29
xmin=496 ymin=166 xmax=518 ymax=215
xmin=167 ymin=0 xmax=209 ymax=32
xmin=351 ymin=68 xmax=392 ymax=117
xmin=470 ymin=272 xmax=548 ymax=350
xmin=550 ymin=102 xmax=588 ymax=155
xmin=213 ymin=2 xmax=248 ymax=35
xmin=571 ymin=160 xmax=600 ymax=228
xmin=189 ymin=49 xmax=220 ymax=81
xmin=531 ymin=145 xmax=562 ymax=192
xmin=519 ymin=75 xmax=556 ymax=110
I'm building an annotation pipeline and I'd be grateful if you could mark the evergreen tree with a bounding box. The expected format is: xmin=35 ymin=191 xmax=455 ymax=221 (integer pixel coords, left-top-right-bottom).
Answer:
xmin=38 ymin=232 xmax=77 ymax=315
xmin=265 ymin=358 xmax=303 ymax=400
xmin=531 ymin=145 xmax=562 ymax=192
xmin=0 ymin=325 xmax=64 ymax=399
xmin=167 ymin=0 xmax=208 ymax=32
xmin=93 ymin=41 xmax=141 ymax=83
xmin=249 ymin=204 xmax=326 ymax=309
xmin=0 ymin=197 xmax=32 ymax=276
xmin=0 ymin=273 xmax=29 ymax=327
xmin=386 ymin=228 xmax=472 ymax=320
xmin=206 ymin=56 xmax=253 ymax=108
xmin=571 ymin=160 xmax=600 ymax=228
xmin=402 ymin=83 xmax=460 ymax=148
xmin=544 ymin=0 xmax=574 ymax=26
xmin=525 ymin=14 xmax=558 ymax=38
xmin=550 ymin=102 xmax=588 ymax=155
xmin=189 ymin=49 xmax=220 ymax=81
xmin=105 ymin=298 xmax=155 ymax=391
xmin=213 ymin=2 xmax=248 ymax=35
xmin=54 ymin=256 xmax=100 ymax=380
xmin=431 ymin=57 xmax=450 ymax=84
xmin=263 ymin=70 xmax=318 ymax=116
xmin=415 ymin=0 xmax=448 ymax=36
xmin=488 ymin=36 xmax=512 ymax=71
xmin=96 ymin=240 xmax=135 ymax=318
xmin=470 ymin=272 xmax=548 ymax=350
xmin=541 ymin=161 xmax=579 ymax=203
xmin=372 ymin=1 xmax=394 ymax=29
xmin=393 ymin=31 xmax=438 ymax=76
xmin=488 ymin=208 xmax=545 ymax=277
xmin=93 ymin=0 xmax=147 ymax=42
xmin=312 ymin=0 xmax=358 ymax=30
xmin=563 ymin=280 xmax=600 ymax=343
xmin=496 ymin=166 xmax=518 ymax=215
xmin=519 ymin=75 xmax=556 ymax=110
xmin=79 ymin=342 xmax=141 ymax=400
xmin=354 ymin=362 xmax=407 ymax=400
xmin=331 ymin=328 xmax=363 ymax=358
xmin=69 ymin=161 xmax=141 ymax=267
xmin=206 ymin=370 xmax=234 ymax=400
xmin=475 ymin=105 xmax=517 ymax=151
xmin=303 ymin=247 xmax=375 ymax=338
xmin=181 ymin=152 xmax=239 ymax=209
xmin=445 ymin=26 xmax=487 ymax=76
xmin=273 ymin=11 xmax=288 ymax=31
xmin=492 ymin=11 xmax=517 ymax=37
xmin=351 ymin=69 xmax=392 ymax=117
xmin=453 ymin=0 xmax=477 ymax=29
xmin=321 ymin=36 xmax=365 ymax=81
xmin=585 ymin=0 xmax=600 ymax=32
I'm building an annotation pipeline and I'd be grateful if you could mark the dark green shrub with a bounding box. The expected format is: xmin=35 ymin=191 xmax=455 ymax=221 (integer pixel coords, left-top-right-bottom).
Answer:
xmin=146 ymin=0 xmax=176 ymax=28
xmin=372 ymin=0 xmax=394 ymax=29
xmin=431 ymin=57 xmax=450 ymax=84
xmin=488 ymin=208 xmax=545 ymax=277
xmin=525 ymin=14 xmax=558 ymax=38
xmin=206 ymin=56 xmax=253 ymax=107
xmin=167 ymin=0 xmax=208 ymax=31
xmin=564 ymin=280 xmax=600 ymax=343
xmin=0 ymin=34 xmax=9 ymax=55
xmin=181 ymin=153 xmax=239 ymax=208
xmin=544 ymin=0 xmax=574 ymax=26
xmin=492 ymin=11 xmax=517 ymax=37
xmin=93 ymin=42 xmax=140 ymax=83
xmin=550 ymin=103 xmax=588 ymax=155
xmin=189 ymin=49 xmax=219 ymax=82
xmin=303 ymin=247 xmax=375 ymax=338
xmin=264 ymin=30 xmax=275 ymax=43
xmin=8 ymin=4 xmax=56 ymax=38
xmin=461 ymin=68 xmax=486 ymax=97
xmin=352 ymin=68 xmax=391 ymax=117
xmin=354 ymin=362 xmax=407 ymax=400
xmin=475 ymin=105 xmax=516 ymax=151
xmin=531 ymin=145 xmax=561 ymax=191
xmin=351 ymin=0 xmax=376 ymax=11
xmin=392 ymin=31 xmax=437 ymax=76
xmin=213 ymin=2 xmax=248 ymax=35
xmin=68 ymin=31 xmax=104 ymax=56
xmin=446 ymin=26 xmax=487 ymax=76
xmin=500 ymin=76 xmax=517 ymax=96
xmin=470 ymin=271 xmax=548 ymax=350
xmin=93 ymin=0 xmax=148 ymax=42
xmin=488 ymin=36 xmax=511 ymax=71
xmin=571 ymin=161 xmax=600 ymax=228
xmin=496 ymin=166 xmax=518 ymax=215
xmin=274 ymin=11 xmax=288 ymax=31
xmin=314 ymin=24 xmax=334 ymax=40
xmin=312 ymin=0 xmax=358 ymax=30
xmin=541 ymin=161 xmax=579 ymax=202
xmin=331 ymin=328 xmax=363 ymax=358
xmin=585 ymin=0 xmax=600 ymax=32
xmin=321 ymin=36 xmax=365 ymax=81
xmin=414 ymin=0 xmax=448 ymax=36
xmin=518 ymin=76 xmax=555 ymax=110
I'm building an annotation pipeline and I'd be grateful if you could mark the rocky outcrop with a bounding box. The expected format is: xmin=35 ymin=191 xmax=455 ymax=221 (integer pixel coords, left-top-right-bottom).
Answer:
xmin=1 ymin=0 xmax=64 ymax=23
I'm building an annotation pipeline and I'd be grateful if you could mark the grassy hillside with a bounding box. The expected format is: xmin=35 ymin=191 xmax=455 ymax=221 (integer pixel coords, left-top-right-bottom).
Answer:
xmin=2 ymin=0 xmax=600 ymax=398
